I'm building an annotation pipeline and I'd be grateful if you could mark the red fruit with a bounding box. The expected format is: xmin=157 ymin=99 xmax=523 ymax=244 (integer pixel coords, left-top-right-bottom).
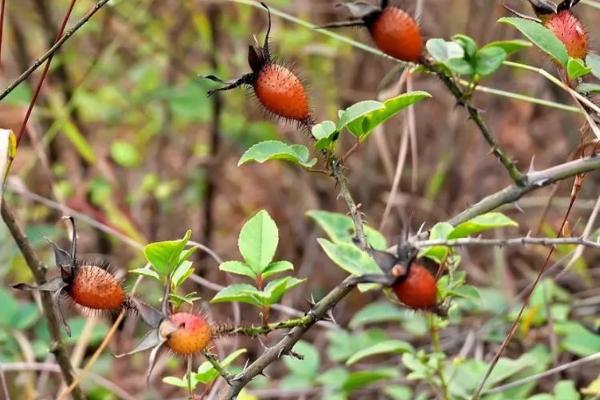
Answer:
xmin=369 ymin=7 xmax=423 ymax=62
xmin=543 ymin=10 xmax=588 ymax=59
xmin=254 ymin=64 xmax=310 ymax=122
xmin=166 ymin=312 xmax=212 ymax=356
xmin=392 ymin=263 xmax=437 ymax=309
xmin=68 ymin=265 xmax=126 ymax=311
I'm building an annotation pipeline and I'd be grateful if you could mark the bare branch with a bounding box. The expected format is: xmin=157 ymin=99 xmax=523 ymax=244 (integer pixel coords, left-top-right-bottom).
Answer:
xmin=413 ymin=236 xmax=600 ymax=250
xmin=0 ymin=0 xmax=111 ymax=103
xmin=1 ymin=201 xmax=84 ymax=400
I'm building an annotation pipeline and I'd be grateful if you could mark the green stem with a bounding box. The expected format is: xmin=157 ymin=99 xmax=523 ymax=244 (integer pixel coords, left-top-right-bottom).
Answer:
xmin=218 ymin=316 xmax=312 ymax=337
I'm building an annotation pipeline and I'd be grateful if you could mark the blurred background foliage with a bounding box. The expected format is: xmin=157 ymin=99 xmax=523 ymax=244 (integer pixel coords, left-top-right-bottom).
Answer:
xmin=2 ymin=0 xmax=600 ymax=398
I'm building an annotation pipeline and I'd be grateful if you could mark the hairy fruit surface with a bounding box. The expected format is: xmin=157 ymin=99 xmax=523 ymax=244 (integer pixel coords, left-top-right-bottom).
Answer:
xmin=543 ymin=10 xmax=588 ymax=59
xmin=68 ymin=265 xmax=126 ymax=311
xmin=254 ymin=64 xmax=310 ymax=122
xmin=369 ymin=7 xmax=423 ymax=62
xmin=392 ymin=263 xmax=437 ymax=309
xmin=166 ymin=312 xmax=212 ymax=356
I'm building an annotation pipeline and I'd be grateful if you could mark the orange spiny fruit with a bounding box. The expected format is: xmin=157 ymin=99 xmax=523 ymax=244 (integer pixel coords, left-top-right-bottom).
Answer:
xmin=205 ymin=2 xmax=312 ymax=126
xmin=543 ymin=10 xmax=588 ymax=59
xmin=68 ymin=264 xmax=126 ymax=311
xmin=392 ymin=263 xmax=437 ymax=309
xmin=166 ymin=312 xmax=212 ymax=356
xmin=368 ymin=7 xmax=423 ymax=62
xmin=254 ymin=64 xmax=310 ymax=121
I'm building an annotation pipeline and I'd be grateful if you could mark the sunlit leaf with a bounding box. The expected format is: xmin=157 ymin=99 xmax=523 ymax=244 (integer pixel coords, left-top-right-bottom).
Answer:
xmin=238 ymin=210 xmax=279 ymax=274
xmin=346 ymin=340 xmax=413 ymax=365
xmin=567 ymin=57 xmax=592 ymax=80
xmin=499 ymin=17 xmax=568 ymax=65
xmin=238 ymin=140 xmax=317 ymax=168
xmin=307 ymin=210 xmax=387 ymax=250
xmin=318 ymin=239 xmax=381 ymax=276
xmin=448 ymin=212 xmax=518 ymax=239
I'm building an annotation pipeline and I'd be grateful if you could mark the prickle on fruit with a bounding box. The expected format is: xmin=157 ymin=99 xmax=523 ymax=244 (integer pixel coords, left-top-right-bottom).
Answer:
xmin=319 ymin=0 xmax=423 ymax=62
xmin=204 ymin=2 xmax=311 ymax=125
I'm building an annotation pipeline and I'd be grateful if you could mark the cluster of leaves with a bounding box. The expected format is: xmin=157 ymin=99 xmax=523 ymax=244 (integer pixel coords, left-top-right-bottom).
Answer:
xmin=211 ymin=210 xmax=304 ymax=318
xmin=427 ymin=35 xmax=530 ymax=81
xmin=239 ymin=92 xmax=430 ymax=167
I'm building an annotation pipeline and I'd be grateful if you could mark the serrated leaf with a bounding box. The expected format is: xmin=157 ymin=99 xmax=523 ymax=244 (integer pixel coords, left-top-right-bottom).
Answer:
xmin=448 ymin=212 xmax=518 ymax=239
xmin=318 ymin=239 xmax=381 ymax=275
xmin=238 ymin=210 xmax=279 ymax=274
xmin=567 ymin=57 xmax=592 ymax=80
xmin=475 ymin=46 xmax=507 ymax=76
xmin=344 ymin=92 xmax=431 ymax=142
xmin=261 ymin=260 xmax=294 ymax=279
xmin=346 ymin=340 xmax=414 ymax=365
xmin=499 ymin=17 xmax=568 ymax=65
xmin=337 ymin=100 xmax=384 ymax=132
xmin=219 ymin=261 xmax=256 ymax=279
xmin=587 ymin=53 xmax=600 ymax=80
xmin=419 ymin=222 xmax=453 ymax=263
xmin=480 ymin=39 xmax=532 ymax=55
xmin=210 ymin=284 xmax=264 ymax=307
xmin=426 ymin=38 xmax=465 ymax=62
xmin=307 ymin=210 xmax=387 ymax=250
xmin=143 ymin=230 xmax=192 ymax=277
xmin=171 ymin=260 xmax=194 ymax=289
xmin=238 ymin=140 xmax=317 ymax=168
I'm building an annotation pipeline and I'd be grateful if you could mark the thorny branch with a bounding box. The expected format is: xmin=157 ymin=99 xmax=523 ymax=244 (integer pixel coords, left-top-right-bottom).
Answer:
xmin=413 ymin=236 xmax=600 ymax=250
xmin=218 ymin=316 xmax=312 ymax=337
xmin=0 ymin=200 xmax=84 ymax=400
xmin=0 ymin=0 xmax=112 ymax=102
xmin=420 ymin=57 xmax=525 ymax=186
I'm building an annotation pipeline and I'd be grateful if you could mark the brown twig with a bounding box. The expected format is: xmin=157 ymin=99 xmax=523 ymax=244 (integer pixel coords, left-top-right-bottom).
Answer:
xmin=0 ymin=201 xmax=84 ymax=400
xmin=0 ymin=0 xmax=112 ymax=103
xmin=412 ymin=235 xmax=600 ymax=250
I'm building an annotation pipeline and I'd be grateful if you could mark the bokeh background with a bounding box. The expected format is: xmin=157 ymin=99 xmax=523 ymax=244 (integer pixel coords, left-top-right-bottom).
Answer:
xmin=2 ymin=0 xmax=600 ymax=398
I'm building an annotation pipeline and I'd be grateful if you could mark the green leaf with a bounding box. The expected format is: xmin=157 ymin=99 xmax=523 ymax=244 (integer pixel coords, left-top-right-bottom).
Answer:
xmin=327 ymin=329 xmax=389 ymax=363
xmin=426 ymin=38 xmax=464 ymax=62
xmin=317 ymin=239 xmax=381 ymax=276
xmin=311 ymin=120 xmax=338 ymax=150
xmin=555 ymin=321 xmax=600 ymax=356
xmin=567 ymin=57 xmax=592 ymax=80
xmin=499 ymin=17 xmax=568 ymax=65
xmin=341 ymin=369 xmax=398 ymax=392
xmin=384 ymin=386 xmax=413 ymax=400
xmin=577 ymin=83 xmax=600 ymax=94
xmin=238 ymin=140 xmax=317 ymax=168
xmin=307 ymin=210 xmax=387 ymax=250
xmin=554 ymin=380 xmax=580 ymax=400
xmin=194 ymin=349 xmax=247 ymax=384
xmin=448 ymin=212 xmax=518 ymax=239
xmin=337 ymin=100 xmax=384 ymax=132
xmin=171 ymin=260 xmax=194 ymax=289
xmin=284 ymin=341 xmax=320 ymax=378
xmin=162 ymin=376 xmax=190 ymax=388
xmin=480 ymin=39 xmax=532 ymax=55
xmin=219 ymin=261 xmax=257 ymax=279
xmin=261 ymin=260 xmax=294 ymax=279
xmin=238 ymin=210 xmax=279 ymax=274
xmin=419 ymin=222 xmax=453 ymax=263
xmin=346 ymin=340 xmax=414 ymax=365
xmin=344 ymin=92 xmax=431 ymax=142
xmin=453 ymin=34 xmax=478 ymax=58
xmin=260 ymin=276 xmax=304 ymax=305
xmin=445 ymin=58 xmax=474 ymax=76
xmin=210 ymin=284 xmax=264 ymax=307
xmin=130 ymin=266 xmax=161 ymax=280
xmin=587 ymin=53 xmax=600 ymax=80
xmin=143 ymin=230 xmax=192 ymax=277
xmin=111 ymin=141 xmax=141 ymax=168
xmin=474 ymin=46 xmax=507 ymax=76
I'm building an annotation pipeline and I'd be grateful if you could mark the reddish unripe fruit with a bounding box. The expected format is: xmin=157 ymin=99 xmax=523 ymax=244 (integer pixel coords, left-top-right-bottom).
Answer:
xmin=68 ymin=265 xmax=126 ymax=310
xmin=254 ymin=64 xmax=310 ymax=122
xmin=392 ymin=264 xmax=437 ymax=309
xmin=543 ymin=10 xmax=588 ymax=59
xmin=166 ymin=312 xmax=212 ymax=356
xmin=369 ymin=7 xmax=423 ymax=62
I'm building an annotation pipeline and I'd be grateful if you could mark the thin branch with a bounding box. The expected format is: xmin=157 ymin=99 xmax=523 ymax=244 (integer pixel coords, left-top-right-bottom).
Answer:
xmin=413 ymin=236 xmax=600 ymax=250
xmin=0 ymin=0 xmax=112 ymax=103
xmin=218 ymin=317 xmax=312 ymax=337
xmin=420 ymin=57 xmax=525 ymax=185
xmin=0 ymin=201 xmax=84 ymax=400
xmin=203 ymin=351 xmax=235 ymax=384
xmin=448 ymin=154 xmax=600 ymax=226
